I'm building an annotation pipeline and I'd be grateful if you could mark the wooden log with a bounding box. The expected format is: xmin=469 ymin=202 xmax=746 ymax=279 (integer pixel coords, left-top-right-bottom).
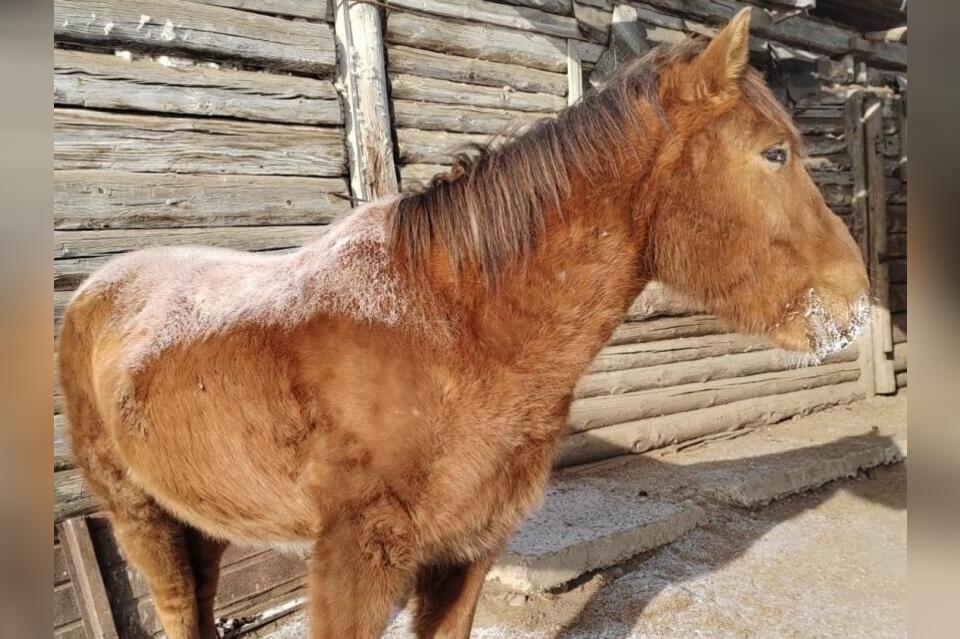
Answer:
xmin=886 ymin=233 xmax=906 ymax=258
xmin=608 ymin=315 xmax=729 ymax=346
xmin=386 ymin=45 xmax=567 ymax=96
xmin=53 ymin=49 xmax=342 ymax=126
xmin=193 ymin=0 xmax=331 ymax=21
xmin=390 ymin=73 xmax=566 ymax=113
xmin=895 ymin=370 xmax=906 ymax=388
xmin=383 ymin=0 xmax=581 ymax=39
xmin=55 ymin=171 xmax=351 ymax=230
xmin=890 ymin=283 xmax=906 ymax=313
xmin=573 ymin=2 xmax=611 ymax=43
xmin=56 ymin=469 xmax=100 ymax=522
xmin=396 ymin=128 xmax=494 ymax=164
xmin=335 ymin=0 xmax=399 ymax=201
xmin=865 ymin=94 xmax=896 ymax=394
xmin=589 ymin=333 xmax=770 ymax=373
xmin=392 ymin=100 xmax=551 ymax=135
xmin=893 ymin=341 xmax=907 ymax=372
xmin=55 ymin=415 xmax=72 ymax=470
xmin=625 ymin=281 xmax=703 ymax=320
xmin=637 ymin=0 xmax=905 ymax=69
xmin=888 ymin=259 xmax=906 ymax=284
xmin=386 ymin=10 xmax=568 ymax=72
xmin=557 ymin=382 xmax=864 ymax=466
xmin=55 ymin=225 xmax=326 ymax=259
xmin=500 ymin=0 xmax=572 ymax=15
xmin=569 ymin=38 xmax=606 ymax=64
xmin=892 ymin=312 xmax=907 ymax=344
xmin=400 ymin=163 xmax=451 ymax=189
xmin=54 ymin=108 xmax=346 ymax=177
xmin=59 ymin=517 xmax=120 ymax=639
xmin=577 ymin=341 xmax=858 ymax=400
xmin=54 ymin=0 xmax=336 ymax=74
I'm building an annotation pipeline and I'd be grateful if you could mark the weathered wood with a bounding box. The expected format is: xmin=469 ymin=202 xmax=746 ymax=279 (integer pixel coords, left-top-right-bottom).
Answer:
xmin=55 ymin=108 xmax=346 ymax=177
xmin=569 ymin=38 xmax=606 ymax=64
xmin=888 ymin=258 xmax=906 ymax=285
xmin=54 ymin=0 xmax=337 ymax=74
xmin=390 ymin=73 xmax=567 ymax=113
xmin=393 ymin=100 xmax=551 ymax=135
xmin=194 ymin=0 xmax=331 ymax=21
xmin=54 ymin=582 xmax=82 ymax=629
xmin=573 ymin=1 xmax=611 ymax=43
xmin=626 ymin=281 xmax=703 ymax=320
xmin=567 ymin=39 xmax=583 ymax=106
xmin=865 ymin=94 xmax=896 ymax=394
xmin=59 ymin=517 xmax=120 ymax=639
xmin=892 ymin=312 xmax=907 ymax=344
xmin=500 ymin=0 xmax=572 ymax=15
xmin=56 ymin=469 xmax=99 ymax=522
xmin=557 ymin=382 xmax=864 ymax=466
xmin=386 ymin=45 xmax=567 ymax=96
xmin=893 ymin=341 xmax=907 ymax=373
xmin=54 ymin=49 xmax=342 ymax=126
xmin=890 ymin=283 xmax=906 ymax=313
xmin=55 ymin=225 xmax=327 ymax=259
xmin=608 ymin=315 xmax=729 ymax=346
xmin=335 ymin=0 xmax=399 ymax=201
xmin=383 ymin=0 xmax=581 ymax=39
xmin=576 ymin=342 xmax=858 ymax=401
xmin=400 ymin=163 xmax=451 ymax=188
xmin=55 ymin=171 xmax=351 ymax=231
xmin=638 ymin=0 xmax=906 ymax=69
xmin=589 ymin=333 xmax=770 ymax=373
xmin=396 ymin=128 xmax=494 ymax=164
xmin=55 ymin=414 xmax=73 ymax=470
xmin=386 ymin=10 xmax=568 ymax=72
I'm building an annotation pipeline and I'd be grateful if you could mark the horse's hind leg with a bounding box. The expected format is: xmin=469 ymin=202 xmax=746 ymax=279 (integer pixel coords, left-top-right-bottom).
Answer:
xmin=185 ymin=529 xmax=229 ymax=639
xmin=412 ymin=555 xmax=496 ymax=639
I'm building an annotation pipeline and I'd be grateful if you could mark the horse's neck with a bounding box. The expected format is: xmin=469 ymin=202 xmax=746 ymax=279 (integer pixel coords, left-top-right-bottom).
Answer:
xmin=461 ymin=171 xmax=655 ymax=388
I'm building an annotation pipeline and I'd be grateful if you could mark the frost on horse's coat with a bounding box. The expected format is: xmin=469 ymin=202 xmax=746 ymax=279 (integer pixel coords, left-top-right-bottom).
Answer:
xmin=78 ymin=198 xmax=416 ymax=371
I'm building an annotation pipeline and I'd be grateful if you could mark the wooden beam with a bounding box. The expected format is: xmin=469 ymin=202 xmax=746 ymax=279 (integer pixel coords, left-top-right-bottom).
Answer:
xmin=59 ymin=517 xmax=119 ymax=639
xmin=567 ymin=39 xmax=583 ymax=106
xmin=54 ymin=0 xmax=337 ymax=74
xmin=382 ymin=0 xmax=582 ymax=39
xmin=335 ymin=0 xmax=399 ymax=201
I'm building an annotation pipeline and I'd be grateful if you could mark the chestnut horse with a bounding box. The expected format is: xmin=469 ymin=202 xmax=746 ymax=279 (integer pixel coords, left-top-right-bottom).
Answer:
xmin=59 ymin=9 xmax=869 ymax=639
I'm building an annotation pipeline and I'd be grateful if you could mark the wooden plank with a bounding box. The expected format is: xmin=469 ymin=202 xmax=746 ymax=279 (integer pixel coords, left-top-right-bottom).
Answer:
xmin=335 ymin=0 xmax=399 ymax=201
xmin=384 ymin=0 xmax=582 ymax=39
xmin=55 ymin=542 xmax=73 ymax=585
xmin=54 ymin=582 xmax=82 ymax=628
xmin=570 ymin=361 xmax=859 ymax=432
xmin=390 ymin=73 xmax=567 ymax=113
xmin=608 ymin=315 xmax=729 ymax=346
xmin=55 ymin=620 xmax=88 ymax=639
xmin=55 ymin=225 xmax=327 ymax=259
xmin=396 ymin=128 xmax=494 ymax=164
xmin=386 ymin=45 xmax=567 ymax=96
xmin=497 ymin=0 xmax=573 ymax=16
xmin=54 ymin=49 xmax=342 ymax=126
xmin=59 ymin=517 xmax=120 ymax=639
xmin=567 ymin=39 xmax=583 ymax=106
xmin=400 ymin=163 xmax=451 ymax=189
xmin=54 ymin=0 xmax=336 ymax=74
xmin=56 ymin=469 xmax=99 ymax=522
xmin=54 ymin=108 xmax=346 ymax=177
xmin=55 ymin=414 xmax=73 ymax=470
xmin=890 ymin=283 xmax=906 ymax=313
xmin=589 ymin=333 xmax=770 ymax=373
xmin=576 ymin=342 xmax=858 ymax=401
xmin=573 ymin=1 xmax=611 ymax=43
xmin=386 ymin=10 xmax=568 ymax=72
xmin=888 ymin=258 xmax=906 ymax=284
xmin=55 ymin=171 xmax=351 ymax=231
xmin=557 ymin=382 xmax=864 ymax=466
xmin=392 ymin=100 xmax=551 ymax=135
xmin=194 ymin=0 xmax=331 ymax=21
xmin=865 ymin=94 xmax=896 ymax=394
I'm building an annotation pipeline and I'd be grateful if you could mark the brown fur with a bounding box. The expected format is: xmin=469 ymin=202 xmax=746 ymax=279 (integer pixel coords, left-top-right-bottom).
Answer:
xmin=58 ymin=9 xmax=869 ymax=639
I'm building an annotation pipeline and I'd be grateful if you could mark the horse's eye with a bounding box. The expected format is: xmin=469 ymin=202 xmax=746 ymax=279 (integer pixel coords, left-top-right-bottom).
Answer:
xmin=762 ymin=147 xmax=788 ymax=165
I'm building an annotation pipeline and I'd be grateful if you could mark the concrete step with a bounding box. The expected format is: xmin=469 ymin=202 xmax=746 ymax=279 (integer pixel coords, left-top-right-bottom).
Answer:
xmin=564 ymin=395 xmax=907 ymax=509
xmin=488 ymin=479 xmax=705 ymax=593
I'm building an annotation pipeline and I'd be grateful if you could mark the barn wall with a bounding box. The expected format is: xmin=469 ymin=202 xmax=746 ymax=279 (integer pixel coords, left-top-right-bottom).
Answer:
xmin=52 ymin=1 xmax=906 ymax=636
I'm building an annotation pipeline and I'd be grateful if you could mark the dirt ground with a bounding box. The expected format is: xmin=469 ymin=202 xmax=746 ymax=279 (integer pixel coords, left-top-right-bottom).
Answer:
xmin=262 ymin=396 xmax=907 ymax=638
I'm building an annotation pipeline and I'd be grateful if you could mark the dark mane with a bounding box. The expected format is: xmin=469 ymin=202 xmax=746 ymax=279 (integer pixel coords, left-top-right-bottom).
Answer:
xmin=386 ymin=37 xmax=794 ymax=279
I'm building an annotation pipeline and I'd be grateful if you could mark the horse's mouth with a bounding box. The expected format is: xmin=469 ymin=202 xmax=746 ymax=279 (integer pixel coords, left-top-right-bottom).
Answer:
xmin=804 ymin=291 xmax=871 ymax=360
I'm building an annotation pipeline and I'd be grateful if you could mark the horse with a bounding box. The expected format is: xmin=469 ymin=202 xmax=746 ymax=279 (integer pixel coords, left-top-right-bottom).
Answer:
xmin=58 ymin=8 xmax=869 ymax=639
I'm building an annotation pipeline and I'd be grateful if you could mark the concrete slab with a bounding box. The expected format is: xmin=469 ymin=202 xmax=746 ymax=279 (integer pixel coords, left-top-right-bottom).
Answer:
xmin=564 ymin=394 xmax=907 ymax=509
xmin=488 ymin=479 xmax=706 ymax=593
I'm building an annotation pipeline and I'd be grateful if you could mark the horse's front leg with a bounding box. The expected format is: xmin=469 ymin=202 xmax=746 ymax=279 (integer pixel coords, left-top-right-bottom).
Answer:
xmin=412 ymin=552 xmax=499 ymax=639
xmin=308 ymin=510 xmax=416 ymax=639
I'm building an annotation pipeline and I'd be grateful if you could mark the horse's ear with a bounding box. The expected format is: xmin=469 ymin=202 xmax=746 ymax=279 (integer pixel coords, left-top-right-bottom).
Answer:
xmin=690 ymin=7 xmax=752 ymax=96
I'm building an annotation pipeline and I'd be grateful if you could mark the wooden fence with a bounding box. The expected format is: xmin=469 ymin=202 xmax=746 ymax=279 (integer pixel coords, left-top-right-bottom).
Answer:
xmin=53 ymin=1 xmax=907 ymax=636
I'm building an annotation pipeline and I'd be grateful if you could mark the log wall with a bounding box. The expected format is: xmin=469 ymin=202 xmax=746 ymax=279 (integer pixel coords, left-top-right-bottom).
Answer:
xmin=52 ymin=1 xmax=906 ymax=636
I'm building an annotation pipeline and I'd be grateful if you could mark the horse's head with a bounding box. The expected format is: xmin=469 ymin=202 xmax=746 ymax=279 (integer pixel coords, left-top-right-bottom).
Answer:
xmin=647 ymin=8 xmax=870 ymax=359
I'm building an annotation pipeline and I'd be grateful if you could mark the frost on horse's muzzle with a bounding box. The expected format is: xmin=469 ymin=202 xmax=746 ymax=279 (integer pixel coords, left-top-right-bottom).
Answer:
xmin=805 ymin=290 xmax=871 ymax=360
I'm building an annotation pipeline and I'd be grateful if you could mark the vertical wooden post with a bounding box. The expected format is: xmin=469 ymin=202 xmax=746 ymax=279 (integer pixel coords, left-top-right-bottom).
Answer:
xmin=864 ymin=94 xmax=897 ymax=394
xmin=567 ymin=39 xmax=583 ymax=106
xmin=59 ymin=517 xmax=119 ymax=639
xmin=845 ymin=91 xmax=876 ymax=397
xmin=335 ymin=0 xmax=399 ymax=202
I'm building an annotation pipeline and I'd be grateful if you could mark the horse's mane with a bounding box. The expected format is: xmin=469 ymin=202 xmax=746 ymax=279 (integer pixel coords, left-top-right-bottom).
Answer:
xmin=387 ymin=37 xmax=797 ymax=280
